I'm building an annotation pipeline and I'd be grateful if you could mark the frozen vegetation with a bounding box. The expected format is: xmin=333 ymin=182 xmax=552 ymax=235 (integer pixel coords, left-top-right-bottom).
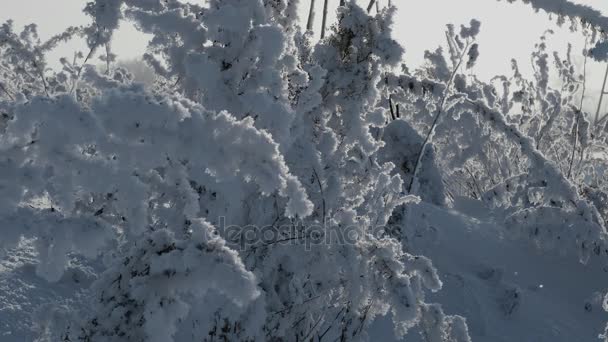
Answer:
xmin=1 ymin=0 xmax=608 ymax=341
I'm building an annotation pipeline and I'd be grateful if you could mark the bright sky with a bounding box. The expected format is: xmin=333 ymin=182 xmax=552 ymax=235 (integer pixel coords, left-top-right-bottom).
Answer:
xmin=2 ymin=0 xmax=608 ymax=113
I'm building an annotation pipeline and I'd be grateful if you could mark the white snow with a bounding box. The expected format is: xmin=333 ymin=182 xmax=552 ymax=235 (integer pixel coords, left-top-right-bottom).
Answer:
xmin=371 ymin=197 xmax=608 ymax=341
xmin=2 ymin=0 xmax=608 ymax=341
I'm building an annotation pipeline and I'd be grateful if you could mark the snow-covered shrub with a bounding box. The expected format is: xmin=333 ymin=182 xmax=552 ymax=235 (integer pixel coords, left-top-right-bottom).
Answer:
xmin=77 ymin=224 xmax=262 ymax=342
xmin=378 ymin=120 xmax=446 ymax=206
xmin=0 ymin=1 xmax=470 ymax=341
xmin=0 ymin=21 xmax=81 ymax=100
xmin=6 ymin=0 xmax=608 ymax=340
xmin=380 ymin=17 xmax=608 ymax=264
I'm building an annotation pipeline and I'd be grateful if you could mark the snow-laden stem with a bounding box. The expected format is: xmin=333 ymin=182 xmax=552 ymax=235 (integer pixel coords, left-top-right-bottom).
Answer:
xmin=30 ymin=59 xmax=49 ymax=97
xmin=465 ymin=98 xmax=607 ymax=244
xmin=579 ymin=39 xmax=589 ymax=112
xmin=407 ymin=41 xmax=471 ymax=194
xmin=69 ymin=43 xmax=97 ymax=95
xmin=568 ymin=38 xmax=588 ymax=179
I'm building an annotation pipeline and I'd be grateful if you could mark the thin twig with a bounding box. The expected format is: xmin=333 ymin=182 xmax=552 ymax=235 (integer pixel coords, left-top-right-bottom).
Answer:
xmin=70 ymin=28 xmax=102 ymax=96
xmin=321 ymin=0 xmax=329 ymax=39
xmin=31 ymin=59 xmax=49 ymax=97
xmin=318 ymin=307 xmax=346 ymax=341
xmin=568 ymin=38 xmax=589 ymax=179
xmin=105 ymin=43 xmax=111 ymax=75
xmin=407 ymin=41 xmax=471 ymax=193
xmin=302 ymin=314 xmax=324 ymax=341
xmin=464 ymin=166 xmax=483 ymax=199
xmin=312 ymin=167 xmax=326 ymax=223
xmin=0 ymin=82 xmax=14 ymax=101
xmin=70 ymin=44 xmax=96 ymax=95
xmin=353 ymin=302 xmax=372 ymax=337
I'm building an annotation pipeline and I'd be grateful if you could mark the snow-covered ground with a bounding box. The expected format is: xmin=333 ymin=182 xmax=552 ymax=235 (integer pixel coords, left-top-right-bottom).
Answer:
xmin=3 ymin=196 xmax=606 ymax=341
xmin=0 ymin=243 xmax=97 ymax=341
xmin=370 ymin=198 xmax=608 ymax=341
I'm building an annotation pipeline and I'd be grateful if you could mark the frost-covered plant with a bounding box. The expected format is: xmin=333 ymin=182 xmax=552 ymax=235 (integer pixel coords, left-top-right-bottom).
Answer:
xmin=0 ymin=21 xmax=81 ymax=99
xmin=9 ymin=0 xmax=608 ymax=339
xmin=0 ymin=1 xmax=471 ymax=341
xmin=382 ymin=16 xmax=608 ymax=264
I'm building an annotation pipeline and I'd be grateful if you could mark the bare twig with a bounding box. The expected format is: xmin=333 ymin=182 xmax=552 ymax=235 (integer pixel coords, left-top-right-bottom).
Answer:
xmin=312 ymin=167 xmax=326 ymax=222
xmin=464 ymin=166 xmax=483 ymax=199
xmin=321 ymin=0 xmax=329 ymax=39
xmin=353 ymin=302 xmax=372 ymax=337
xmin=302 ymin=314 xmax=324 ymax=341
xmin=70 ymin=44 xmax=97 ymax=95
xmin=70 ymin=27 xmax=102 ymax=96
xmin=0 ymin=82 xmax=14 ymax=101
xmin=318 ymin=307 xmax=346 ymax=341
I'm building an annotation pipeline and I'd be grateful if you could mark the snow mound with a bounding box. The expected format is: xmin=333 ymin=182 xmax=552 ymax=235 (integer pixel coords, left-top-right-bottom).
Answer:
xmin=371 ymin=198 xmax=608 ymax=341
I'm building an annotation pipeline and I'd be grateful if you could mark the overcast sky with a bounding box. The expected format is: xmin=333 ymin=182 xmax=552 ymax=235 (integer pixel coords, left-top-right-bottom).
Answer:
xmin=2 ymin=0 xmax=608 ymax=113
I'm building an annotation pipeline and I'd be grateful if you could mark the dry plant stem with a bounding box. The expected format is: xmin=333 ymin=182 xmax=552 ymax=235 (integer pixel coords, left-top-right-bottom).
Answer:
xmin=568 ymin=39 xmax=588 ymax=179
xmin=320 ymin=0 xmax=329 ymax=39
xmin=105 ymin=43 xmax=111 ymax=75
xmin=0 ymin=82 xmax=14 ymax=101
xmin=367 ymin=0 xmax=376 ymax=13
xmin=307 ymin=0 xmax=316 ymax=32
xmin=31 ymin=60 xmax=49 ymax=97
xmin=71 ymin=28 xmax=101 ymax=95
xmin=70 ymin=45 xmax=96 ymax=95
xmin=312 ymin=167 xmax=326 ymax=223
xmin=389 ymin=96 xmax=396 ymax=120
xmin=465 ymin=166 xmax=483 ymax=199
